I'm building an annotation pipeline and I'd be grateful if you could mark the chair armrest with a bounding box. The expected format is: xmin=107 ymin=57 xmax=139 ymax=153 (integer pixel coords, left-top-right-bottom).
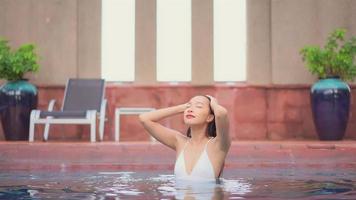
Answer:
xmin=48 ymin=99 xmax=56 ymax=111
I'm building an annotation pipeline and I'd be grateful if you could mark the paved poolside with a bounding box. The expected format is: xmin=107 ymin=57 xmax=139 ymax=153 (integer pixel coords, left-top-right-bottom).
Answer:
xmin=0 ymin=141 xmax=355 ymax=171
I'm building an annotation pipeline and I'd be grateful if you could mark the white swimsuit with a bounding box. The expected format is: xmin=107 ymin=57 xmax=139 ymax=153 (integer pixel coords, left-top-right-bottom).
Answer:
xmin=174 ymin=138 xmax=216 ymax=182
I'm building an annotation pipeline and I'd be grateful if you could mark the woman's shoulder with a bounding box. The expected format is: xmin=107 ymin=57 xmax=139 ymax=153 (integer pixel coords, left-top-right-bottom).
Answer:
xmin=175 ymin=134 xmax=189 ymax=151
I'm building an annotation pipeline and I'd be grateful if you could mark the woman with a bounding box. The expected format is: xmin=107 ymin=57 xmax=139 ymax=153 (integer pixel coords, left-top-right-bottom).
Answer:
xmin=139 ymin=95 xmax=230 ymax=182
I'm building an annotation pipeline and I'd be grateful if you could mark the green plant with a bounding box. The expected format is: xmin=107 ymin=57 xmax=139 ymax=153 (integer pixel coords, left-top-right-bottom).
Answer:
xmin=300 ymin=28 xmax=356 ymax=81
xmin=0 ymin=38 xmax=39 ymax=81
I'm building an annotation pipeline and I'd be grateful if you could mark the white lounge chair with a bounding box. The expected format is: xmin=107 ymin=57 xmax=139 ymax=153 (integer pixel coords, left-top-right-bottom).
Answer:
xmin=29 ymin=79 xmax=107 ymax=142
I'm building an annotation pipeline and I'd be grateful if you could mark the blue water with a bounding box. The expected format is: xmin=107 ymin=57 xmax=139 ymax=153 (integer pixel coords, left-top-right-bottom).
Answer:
xmin=0 ymin=168 xmax=355 ymax=199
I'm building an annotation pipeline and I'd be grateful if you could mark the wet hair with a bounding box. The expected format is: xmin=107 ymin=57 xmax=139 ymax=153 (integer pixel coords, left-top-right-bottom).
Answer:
xmin=186 ymin=95 xmax=216 ymax=138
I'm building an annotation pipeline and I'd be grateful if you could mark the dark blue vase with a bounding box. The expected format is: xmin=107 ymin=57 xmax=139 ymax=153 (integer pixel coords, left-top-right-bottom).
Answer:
xmin=0 ymin=80 xmax=38 ymax=140
xmin=310 ymin=76 xmax=350 ymax=140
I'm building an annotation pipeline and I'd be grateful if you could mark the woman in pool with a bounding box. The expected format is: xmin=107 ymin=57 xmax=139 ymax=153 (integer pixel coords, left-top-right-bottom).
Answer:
xmin=139 ymin=95 xmax=230 ymax=182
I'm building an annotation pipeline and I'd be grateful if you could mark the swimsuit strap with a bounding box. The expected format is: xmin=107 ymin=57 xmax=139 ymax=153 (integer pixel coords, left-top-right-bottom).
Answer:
xmin=181 ymin=139 xmax=190 ymax=153
xmin=204 ymin=138 xmax=213 ymax=150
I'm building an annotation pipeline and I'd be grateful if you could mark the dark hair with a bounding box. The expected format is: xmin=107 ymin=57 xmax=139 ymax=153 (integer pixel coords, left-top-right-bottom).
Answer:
xmin=186 ymin=95 xmax=216 ymax=138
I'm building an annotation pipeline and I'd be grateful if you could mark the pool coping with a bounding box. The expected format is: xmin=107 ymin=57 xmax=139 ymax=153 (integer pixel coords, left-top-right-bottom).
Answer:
xmin=0 ymin=141 xmax=355 ymax=171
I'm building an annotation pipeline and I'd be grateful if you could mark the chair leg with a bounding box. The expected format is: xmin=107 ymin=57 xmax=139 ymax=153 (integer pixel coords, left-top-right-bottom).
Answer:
xmin=99 ymin=99 xmax=107 ymax=141
xmin=43 ymin=117 xmax=52 ymax=141
xmin=99 ymin=117 xmax=104 ymax=141
xmin=115 ymin=109 xmax=120 ymax=142
xmin=89 ymin=111 xmax=96 ymax=142
xmin=29 ymin=110 xmax=36 ymax=142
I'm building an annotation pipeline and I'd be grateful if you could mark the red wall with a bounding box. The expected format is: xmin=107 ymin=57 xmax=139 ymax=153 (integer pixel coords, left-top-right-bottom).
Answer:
xmin=1 ymin=83 xmax=356 ymax=141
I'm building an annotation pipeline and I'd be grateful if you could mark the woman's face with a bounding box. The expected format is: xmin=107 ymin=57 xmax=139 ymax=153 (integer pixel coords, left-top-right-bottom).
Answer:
xmin=184 ymin=96 xmax=214 ymax=125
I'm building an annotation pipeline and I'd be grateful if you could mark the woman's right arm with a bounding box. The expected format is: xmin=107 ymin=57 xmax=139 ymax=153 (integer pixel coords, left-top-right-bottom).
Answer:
xmin=139 ymin=104 xmax=188 ymax=150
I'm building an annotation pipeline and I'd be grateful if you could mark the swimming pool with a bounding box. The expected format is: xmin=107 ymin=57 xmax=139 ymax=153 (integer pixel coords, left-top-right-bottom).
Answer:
xmin=1 ymin=167 xmax=355 ymax=199
xmin=1 ymin=141 xmax=356 ymax=199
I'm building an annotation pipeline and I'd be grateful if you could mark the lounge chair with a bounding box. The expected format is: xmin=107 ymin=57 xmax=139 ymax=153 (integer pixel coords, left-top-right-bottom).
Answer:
xmin=29 ymin=79 xmax=107 ymax=142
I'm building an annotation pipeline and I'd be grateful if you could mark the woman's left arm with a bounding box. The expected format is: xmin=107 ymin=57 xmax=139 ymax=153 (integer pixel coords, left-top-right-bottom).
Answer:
xmin=207 ymin=96 xmax=231 ymax=152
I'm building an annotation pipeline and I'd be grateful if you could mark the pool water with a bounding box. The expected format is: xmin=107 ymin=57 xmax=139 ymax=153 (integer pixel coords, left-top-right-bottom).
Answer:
xmin=0 ymin=167 xmax=355 ymax=199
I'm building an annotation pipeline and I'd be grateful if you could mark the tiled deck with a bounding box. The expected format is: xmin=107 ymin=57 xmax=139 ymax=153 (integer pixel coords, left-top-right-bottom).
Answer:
xmin=0 ymin=141 xmax=355 ymax=171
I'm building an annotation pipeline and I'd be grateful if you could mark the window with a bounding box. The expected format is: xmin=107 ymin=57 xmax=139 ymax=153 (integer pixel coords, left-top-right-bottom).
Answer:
xmin=156 ymin=0 xmax=192 ymax=82
xmin=101 ymin=0 xmax=135 ymax=82
xmin=214 ymin=0 xmax=246 ymax=82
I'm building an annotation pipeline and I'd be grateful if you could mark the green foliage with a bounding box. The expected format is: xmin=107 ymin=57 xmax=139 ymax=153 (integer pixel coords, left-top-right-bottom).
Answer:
xmin=300 ymin=28 xmax=356 ymax=82
xmin=0 ymin=38 xmax=39 ymax=81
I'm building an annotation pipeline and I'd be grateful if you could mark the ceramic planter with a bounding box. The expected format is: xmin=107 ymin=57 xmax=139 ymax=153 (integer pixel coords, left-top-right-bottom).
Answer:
xmin=0 ymin=80 xmax=38 ymax=140
xmin=310 ymin=76 xmax=350 ymax=140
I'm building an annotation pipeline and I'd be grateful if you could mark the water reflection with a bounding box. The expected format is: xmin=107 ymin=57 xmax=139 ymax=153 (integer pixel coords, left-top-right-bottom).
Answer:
xmin=154 ymin=175 xmax=252 ymax=200
xmin=0 ymin=169 xmax=355 ymax=199
xmin=0 ymin=171 xmax=300 ymax=199
xmin=174 ymin=180 xmax=226 ymax=200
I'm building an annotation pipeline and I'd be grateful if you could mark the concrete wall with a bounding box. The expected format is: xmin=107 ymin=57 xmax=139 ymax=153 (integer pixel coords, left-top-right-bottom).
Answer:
xmin=1 ymin=0 xmax=356 ymax=141
xmin=271 ymin=0 xmax=356 ymax=84
xmin=135 ymin=0 xmax=157 ymax=84
xmin=246 ymin=0 xmax=272 ymax=85
xmin=1 ymin=0 xmax=356 ymax=85
xmin=0 ymin=0 xmax=101 ymax=85
xmin=248 ymin=0 xmax=356 ymax=85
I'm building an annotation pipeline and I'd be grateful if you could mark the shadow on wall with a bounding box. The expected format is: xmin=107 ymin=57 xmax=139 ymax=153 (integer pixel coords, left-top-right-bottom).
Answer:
xmin=0 ymin=121 xmax=4 ymax=140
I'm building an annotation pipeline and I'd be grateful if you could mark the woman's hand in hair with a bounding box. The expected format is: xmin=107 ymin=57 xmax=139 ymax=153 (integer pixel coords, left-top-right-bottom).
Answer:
xmin=205 ymin=95 xmax=230 ymax=151
xmin=206 ymin=95 xmax=218 ymax=107
xmin=206 ymin=95 xmax=226 ymax=116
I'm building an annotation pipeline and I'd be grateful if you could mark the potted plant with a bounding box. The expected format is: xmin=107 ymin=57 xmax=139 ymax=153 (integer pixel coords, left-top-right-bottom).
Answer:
xmin=0 ymin=38 xmax=40 ymax=140
xmin=300 ymin=28 xmax=356 ymax=140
